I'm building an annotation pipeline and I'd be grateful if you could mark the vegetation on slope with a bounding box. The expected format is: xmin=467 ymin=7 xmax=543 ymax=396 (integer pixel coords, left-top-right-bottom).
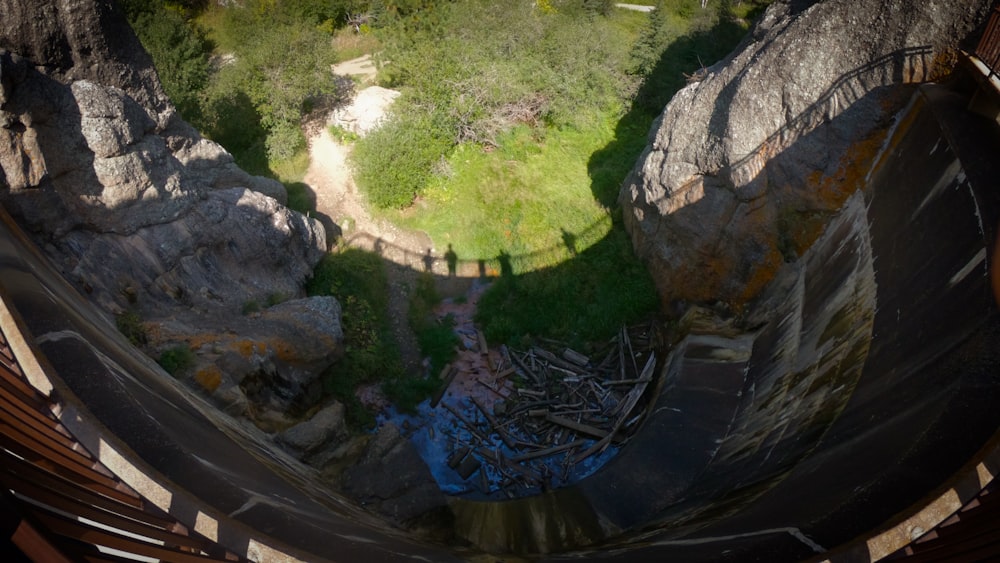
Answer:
xmin=350 ymin=0 xmax=769 ymax=345
xmin=124 ymin=0 xmax=771 ymax=414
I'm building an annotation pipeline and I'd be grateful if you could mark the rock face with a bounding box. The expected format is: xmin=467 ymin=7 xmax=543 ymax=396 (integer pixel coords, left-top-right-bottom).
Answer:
xmin=0 ymin=1 xmax=339 ymax=420
xmin=342 ymin=424 xmax=448 ymax=525
xmin=278 ymin=402 xmax=350 ymax=456
xmin=621 ymin=0 xmax=993 ymax=308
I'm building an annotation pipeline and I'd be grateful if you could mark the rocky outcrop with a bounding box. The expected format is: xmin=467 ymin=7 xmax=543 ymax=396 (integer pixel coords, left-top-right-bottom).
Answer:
xmin=278 ymin=402 xmax=350 ymax=456
xmin=342 ymin=424 xmax=448 ymax=526
xmin=621 ymin=0 xmax=993 ymax=308
xmin=150 ymin=296 xmax=344 ymax=417
xmin=0 ymin=1 xmax=339 ymax=420
xmin=330 ymin=86 xmax=401 ymax=136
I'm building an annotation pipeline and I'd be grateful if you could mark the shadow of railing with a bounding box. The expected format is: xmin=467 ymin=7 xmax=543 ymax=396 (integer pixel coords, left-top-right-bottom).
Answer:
xmin=342 ymin=215 xmax=612 ymax=279
xmin=723 ymin=46 xmax=933 ymax=189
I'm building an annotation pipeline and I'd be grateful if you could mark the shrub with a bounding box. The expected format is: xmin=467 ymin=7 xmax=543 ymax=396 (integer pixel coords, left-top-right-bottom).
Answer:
xmin=265 ymin=292 xmax=288 ymax=307
xmin=353 ymin=111 xmax=453 ymax=208
xmin=242 ymin=300 xmax=262 ymax=315
xmin=307 ymin=249 xmax=405 ymax=424
xmin=158 ymin=345 xmax=195 ymax=376
xmin=122 ymin=0 xmax=211 ymax=121
xmin=115 ymin=310 xmax=148 ymax=347
xmin=408 ymin=273 xmax=458 ymax=376
xmin=193 ymin=1 xmax=343 ymax=163
xmin=307 ymin=248 xmax=389 ymax=313
xmin=354 ymin=0 xmax=637 ymax=207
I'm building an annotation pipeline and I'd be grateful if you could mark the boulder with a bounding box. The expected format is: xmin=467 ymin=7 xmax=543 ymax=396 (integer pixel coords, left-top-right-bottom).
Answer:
xmin=620 ymin=0 xmax=993 ymax=308
xmin=60 ymin=188 xmax=325 ymax=316
xmin=278 ymin=402 xmax=349 ymax=457
xmin=152 ymin=296 xmax=344 ymax=415
xmin=329 ymin=86 xmax=400 ymax=136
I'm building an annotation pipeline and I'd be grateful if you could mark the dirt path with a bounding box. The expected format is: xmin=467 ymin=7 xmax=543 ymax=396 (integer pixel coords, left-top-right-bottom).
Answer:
xmin=304 ymin=57 xmax=478 ymax=374
xmin=303 ymin=113 xmax=438 ymax=374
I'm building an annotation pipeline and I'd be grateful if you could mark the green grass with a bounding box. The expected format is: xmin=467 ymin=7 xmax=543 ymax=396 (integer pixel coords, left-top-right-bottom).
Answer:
xmin=331 ymin=27 xmax=380 ymax=62
xmin=383 ymin=1 xmax=768 ymax=348
xmin=388 ymin=118 xmax=620 ymax=274
xmin=475 ymin=215 xmax=659 ymax=349
xmin=408 ymin=273 xmax=459 ymax=377
xmin=269 ymin=146 xmax=315 ymax=214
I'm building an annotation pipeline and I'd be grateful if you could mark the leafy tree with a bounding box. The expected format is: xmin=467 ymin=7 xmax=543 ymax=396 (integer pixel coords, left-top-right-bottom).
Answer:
xmin=582 ymin=0 xmax=615 ymax=17
xmin=630 ymin=1 xmax=680 ymax=77
xmin=122 ymin=0 xmax=211 ymax=120
xmin=203 ymin=2 xmax=342 ymax=161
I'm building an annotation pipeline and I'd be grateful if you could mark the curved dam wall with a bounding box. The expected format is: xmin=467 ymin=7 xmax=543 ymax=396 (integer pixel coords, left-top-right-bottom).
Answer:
xmin=0 ymin=76 xmax=998 ymax=563
xmin=449 ymin=76 xmax=1000 ymax=559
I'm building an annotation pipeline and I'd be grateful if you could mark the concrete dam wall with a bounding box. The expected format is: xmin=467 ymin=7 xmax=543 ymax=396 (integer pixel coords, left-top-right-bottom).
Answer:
xmin=1 ymin=60 xmax=998 ymax=563
xmin=446 ymin=76 xmax=1000 ymax=560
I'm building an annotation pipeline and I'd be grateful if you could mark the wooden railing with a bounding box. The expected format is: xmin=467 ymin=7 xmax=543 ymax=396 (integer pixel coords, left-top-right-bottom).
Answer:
xmin=0 ymin=324 xmax=246 ymax=562
xmin=975 ymin=5 xmax=1000 ymax=81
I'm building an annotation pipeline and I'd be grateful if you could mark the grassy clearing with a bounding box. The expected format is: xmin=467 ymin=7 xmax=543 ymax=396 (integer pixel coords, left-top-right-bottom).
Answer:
xmin=331 ymin=27 xmax=380 ymax=62
xmin=388 ymin=119 xmax=618 ymax=273
xmin=364 ymin=1 xmax=770 ymax=348
xmin=477 ymin=224 xmax=659 ymax=349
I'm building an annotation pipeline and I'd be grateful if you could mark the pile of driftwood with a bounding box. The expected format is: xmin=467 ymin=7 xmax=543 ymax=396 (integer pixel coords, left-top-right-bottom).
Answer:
xmin=433 ymin=324 xmax=659 ymax=497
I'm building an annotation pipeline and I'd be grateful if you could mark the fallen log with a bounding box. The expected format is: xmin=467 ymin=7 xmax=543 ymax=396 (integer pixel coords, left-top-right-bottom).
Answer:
xmin=509 ymin=439 xmax=588 ymax=462
xmin=472 ymin=396 xmax=516 ymax=449
xmin=545 ymin=414 xmax=608 ymax=439
xmin=510 ymin=351 xmax=542 ymax=385
xmin=448 ymin=446 xmax=471 ymax=469
xmin=562 ymin=348 xmax=590 ymax=367
xmin=475 ymin=378 xmax=507 ymax=399
xmin=430 ymin=363 xmax=457 ymax=408
xmin=456 ymin=454 xmax=482 ymax=480
xmin=477 ymin=329 xmax=489 ymax=356
xmin=532 ymin=347 xmax=582 ymax=373
xmin=576 ymin=352 xmax=656 ymax=463
xmin=443 ymin=401 xmax=490 ymax=443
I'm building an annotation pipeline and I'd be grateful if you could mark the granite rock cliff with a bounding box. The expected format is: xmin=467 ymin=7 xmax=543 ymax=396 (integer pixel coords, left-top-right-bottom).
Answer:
xmin=621 ymin=0 xmax=993 ymax=308
xmin=0 ymin=0 xmax=338 ymax=420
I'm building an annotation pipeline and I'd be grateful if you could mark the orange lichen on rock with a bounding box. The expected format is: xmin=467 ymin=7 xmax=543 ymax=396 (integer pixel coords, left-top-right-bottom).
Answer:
xmin=270 ymin=339 xmax=298 ymax=363
xmin=183 ymin=332 xmax=224 ymax=351
xmin=786 ymin=126 xmax=894 ymax=259
xmin=737 ymin=246 xmax=786 ymax=307
xmin=235 ymin=339 xmax=266 ymax=358
xmin=194 ymin=366 xmax=223 ymax=393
